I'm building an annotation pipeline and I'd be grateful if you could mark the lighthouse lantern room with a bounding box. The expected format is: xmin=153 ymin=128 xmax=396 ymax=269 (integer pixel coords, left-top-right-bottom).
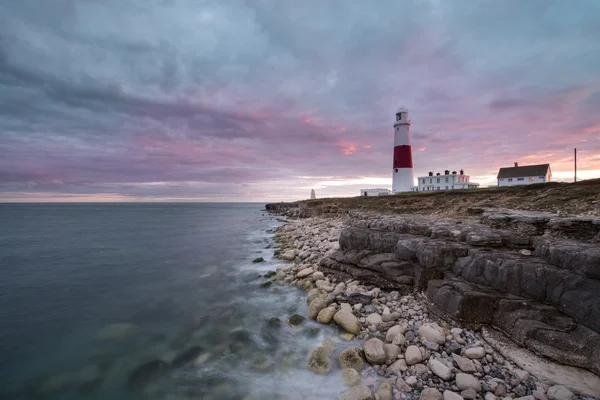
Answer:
xmin=392 ymin=107 xmax=414 ymax=193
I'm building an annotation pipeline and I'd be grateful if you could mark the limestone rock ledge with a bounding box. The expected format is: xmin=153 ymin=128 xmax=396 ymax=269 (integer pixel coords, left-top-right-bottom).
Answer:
xmin=319 ymin=209 xmax=600 ymax=377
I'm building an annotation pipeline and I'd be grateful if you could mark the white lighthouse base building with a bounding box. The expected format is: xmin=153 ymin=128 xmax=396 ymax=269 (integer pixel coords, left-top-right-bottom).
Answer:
xmin=412 ymin=170 xmax=479 ymax=191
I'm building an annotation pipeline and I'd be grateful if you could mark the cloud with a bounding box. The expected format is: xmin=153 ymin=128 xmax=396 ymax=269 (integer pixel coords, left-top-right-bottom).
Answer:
xmin=0 ymin=0 xmax=599 ymax=201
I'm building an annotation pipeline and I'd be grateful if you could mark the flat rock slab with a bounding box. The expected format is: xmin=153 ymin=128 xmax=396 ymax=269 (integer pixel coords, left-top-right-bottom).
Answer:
xmin=482 ymin=327 xmax=600 ymax=398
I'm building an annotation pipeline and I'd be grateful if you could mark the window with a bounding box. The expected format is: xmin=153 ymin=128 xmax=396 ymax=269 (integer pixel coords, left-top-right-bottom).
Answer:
xmin=445 ymin=186 xmax=449 ymax=190
xmin=445 ymin=178 xmax=449 ymax=182
xmin=395 ymin=169 xmax=398 ymax=173
xmin=429 ymin=179 xmax=432 ymax=183
xmin=437 ymin=186 xmax=440 ymax=191
xmin=500 ymin=179 xmax=504 ymax=181
xmin=508 ymin=178 xmax=513 ymax=182
xmin=436 ymin=178 xmax=440 ymax=183
xmin=539 ymin=176 xmax=544 ymax=179
xmin=517 ymin=178 xmax=524 ymax=181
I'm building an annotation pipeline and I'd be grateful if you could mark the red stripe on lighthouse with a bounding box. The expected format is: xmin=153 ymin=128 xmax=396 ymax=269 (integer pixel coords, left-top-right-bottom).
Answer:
xmin=393 ymin=145 xmax=413 ymax=168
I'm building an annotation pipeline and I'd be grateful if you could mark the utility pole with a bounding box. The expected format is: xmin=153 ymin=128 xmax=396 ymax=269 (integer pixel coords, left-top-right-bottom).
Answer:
xmin=574 ymin=148 xmax=577 ymax=182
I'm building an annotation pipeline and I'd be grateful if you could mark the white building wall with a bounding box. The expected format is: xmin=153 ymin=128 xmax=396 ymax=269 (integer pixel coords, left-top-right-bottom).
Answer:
xmin=360 ymin=189 xmax=390 ymax=196
xmin=413 ymin=173 xmax=477 ymax=191
xmin=497 ymin=173 xmax=549 ymax=187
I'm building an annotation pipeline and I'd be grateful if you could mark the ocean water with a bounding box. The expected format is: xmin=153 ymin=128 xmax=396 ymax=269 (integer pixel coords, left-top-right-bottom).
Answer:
xmin=0 ymin=203 xmax=346 ymax=400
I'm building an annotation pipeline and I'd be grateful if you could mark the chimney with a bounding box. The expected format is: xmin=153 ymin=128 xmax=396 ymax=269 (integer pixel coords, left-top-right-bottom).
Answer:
xmin=444 ymin=170 xmax=449 ymax=175
xmin=452 ymin=171 xmax=457 ymax=175
xmin=436 ymin=172 xmax=441 ymax=176
xmin=460 ymin=169 xmax=464 ymax=175
xmin=514 ymin=162 xmax=518 ymax=167
xmin=428 ymin=172 xmax=433 ymax=176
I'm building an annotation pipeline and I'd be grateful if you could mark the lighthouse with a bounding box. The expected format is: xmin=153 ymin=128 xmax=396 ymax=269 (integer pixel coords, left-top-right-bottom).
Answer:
xmin=392 ymin=107 xmax=414 ymax=193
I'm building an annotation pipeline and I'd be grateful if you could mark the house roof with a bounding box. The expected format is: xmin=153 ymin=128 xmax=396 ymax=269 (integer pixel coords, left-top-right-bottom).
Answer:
xmin=497 ymin=164 xmax=551 ymax=179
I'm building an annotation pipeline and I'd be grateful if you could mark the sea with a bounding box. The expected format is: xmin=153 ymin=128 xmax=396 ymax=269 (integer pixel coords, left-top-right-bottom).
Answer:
xmin=0 ymin=203 xmax=347 ymax=400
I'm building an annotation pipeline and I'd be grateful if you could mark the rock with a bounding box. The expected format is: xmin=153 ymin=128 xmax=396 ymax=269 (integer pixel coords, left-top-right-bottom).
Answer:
xmin=384 ymin=344 xmax=401 ymax=365
xmin=339 ymin=385 xmax=374 ymax=400
xmin=452 ymin=353 xmax=477 ymax=373
xmin=171 ymin=346 xmax=203 ymax=368
xmin=396 ymin=377 xmax=412 ymax=392
xmin=461 ymin=388 xmax=477 ymax=399
xmin=365 ymin=313 xmax=383 ymax=326
xmin=520 ymin=249 xmax=532 ymax=256
xmin=494 ymin=383 xmax=507 ymax=397
xmin=485 ymin=393 xmax=497 ymax=400
xmin=392 ymin=333 xmax=407 ymax=347
xmin=127 ymin=359 xmax=169 ymax=390
xmin=514 ymin=369 xmax=530 ymax=383
xmin=252 ymin=257 xmax=265 ymax=263
xmin=515 ymin=397 xmax=535 ymax=400
xmin=299 ymin=250 xmax=312 ymax=259
xmin=340 ymin=332 xmax=355 ymax=341
xmin=308 ymin=297 xmax=327 ymax=320
xmin=385 ymin=325 xmax=407 ymax=342
xmin=317 ymin=306 xmax=337 ymax=324
xmin=307 ymin=347 xmax=332 ymax=375
xmin=297 ymin=267 xmax=314 ymax=278
xmin=339 ymin=348 xmax=366 ymax=371
xmin=376 ymin=380 xmax=393 ymax=400
xmin=405 ymin=376 xmax=418 ymax=386
xmin=444 ymin=391 xmax=465 ymax=400
xmin=335 ymin=368 xmax=359 ymax=390
xmin=547 ymin=386 xmax=574 ymax=400
xmin=420 ymin=388 xmax=443 ymax=400
xmin=286 ymin=314 xmax=306 ymax=327
xmin=388 ymin=359 xmax=408 ymax=375
xmin=363 ymin=338 xmax=386 ymax=365
xmin=456 ymin=373 xmax=482 ymax=392
xmin=405 ymin=345 xmax=423 ymax=365
xmin=429 ymin=358 xmax=453 ymax=380
xmin=312 ymin=271 xmax=325 ymax=281
xmin=281 ymin=250 xmax=296 ymax=260
xmin=307 ymin=288 xmax=327 ymax=303
xmin=268 ymin=317 xmax=282 ymax=329
xmin=532 ymin=390 xmax=547 ymax=400
xmin=334 ymin=305 xmax=361 ymax=335
xmin=418 ymin=323 xmax=447 ymax=344
xmin=464 ymin=347 xmax=486 ymax=359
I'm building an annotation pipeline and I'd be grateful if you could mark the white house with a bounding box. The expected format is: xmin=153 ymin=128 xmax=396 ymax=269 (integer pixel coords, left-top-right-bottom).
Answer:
xmin=360 ymin=188 xmax=390 ymax=197
xmin=411 ymin=170 xmax=480 ymax=192
xmin=497 ymin=163 xmax=552 ymax=186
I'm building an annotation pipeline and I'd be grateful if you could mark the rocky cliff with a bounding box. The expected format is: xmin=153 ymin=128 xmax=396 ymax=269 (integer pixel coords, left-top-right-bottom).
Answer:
xmin=316 ymin=208 xmax=600 ymax=380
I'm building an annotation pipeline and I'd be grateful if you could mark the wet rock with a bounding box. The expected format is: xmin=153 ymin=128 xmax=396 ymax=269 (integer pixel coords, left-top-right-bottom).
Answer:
xmin=281 ymin=250 xmax=296 ymax=260
xmin=418 ymin=323 xmax=447 ymax=344
xmin=171 ymin=346 xmax=203 ymax=369
xmin=405 ymin=345 xmax=423 ymax=365
xmin=456 ymin=373 xmax=482 ymax=392
xmin=297 ymin=267 xmax=315 ymax=278
xmin=363 ymin=338 xmax=386 ymax=365
xmin=429 ymin=358 xmax=452 ymax=380
xmin=267 ymin=317 xmax=282 ymax=329
xmin=420 ymin=388 xmax=443 ymax=400
xmin=317 ymin=306 xmax=337 ymax=324
xmin=343 ymin=368 xmax=362 ymax=386
xmin=340 ymin=332 xmax=355 ymax=341
xmin=307 ymin=346 xmax=332 ymax=375
xmin=339 ymin=385 xmax=374 ymax=400
xmin=547 ymin=386 xmax=574 ymax=400
xmin=376 ymin=379 xmax=393 ymax=400
xmin=339 ymin=348 xmax=366 ymax=371
xmin=308 ymin=297 xmax=327 ymax=319
xmin=127 ymin=360 xmax=169 ymax=391
xmin=334 ymin=304 xmax=361 ymax=335
xmin=252 ymin=257 xmax=265 ymax=263
xmin=286 ymin=314 xmax=306 ymax=327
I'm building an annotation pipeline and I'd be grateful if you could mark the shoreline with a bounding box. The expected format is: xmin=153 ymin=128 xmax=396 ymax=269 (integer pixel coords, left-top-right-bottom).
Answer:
xmin=262 ymin=213 xmax=600 ymax=400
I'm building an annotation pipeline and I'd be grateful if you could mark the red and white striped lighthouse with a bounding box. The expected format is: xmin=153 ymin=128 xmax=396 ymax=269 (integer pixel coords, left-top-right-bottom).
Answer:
xmin=392 ymin=107 xmax=414 ymax=193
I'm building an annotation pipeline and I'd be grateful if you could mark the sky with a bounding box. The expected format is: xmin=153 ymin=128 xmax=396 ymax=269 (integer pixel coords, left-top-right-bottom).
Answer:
xmin=1 ymin=0 xmax=599 ymax=202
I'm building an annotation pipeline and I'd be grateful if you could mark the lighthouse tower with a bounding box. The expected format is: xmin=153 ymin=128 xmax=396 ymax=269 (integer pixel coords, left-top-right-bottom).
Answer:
xmin=392 ymin=107 xmax=414 ymax=193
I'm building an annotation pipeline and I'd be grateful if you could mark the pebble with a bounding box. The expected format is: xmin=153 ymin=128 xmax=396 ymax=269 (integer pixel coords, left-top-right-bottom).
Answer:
xmin=464 ymin=347 xmax=486 ymax=359
xmin=444 ymin=391 xmax=465 ymax=400
xmin=420 ymin=388 xmax=443 ymax=400
xmin=405 ymin=345 xmax=423 ymax=365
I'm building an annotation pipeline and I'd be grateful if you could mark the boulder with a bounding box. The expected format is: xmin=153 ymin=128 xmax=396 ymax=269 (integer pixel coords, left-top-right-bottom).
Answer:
xmin=339 ymin=385 xmax=375 ymax=400
xmin=363 ymin=338 xmax=386 ymax=365
xmin=316 ymin=307 xmax=337 ymax=324
xmin=312 ymin=271 xmax=325 ymax=281
xmin=307 ymin=346 xmax=332 ymax=375
xmin=342 ymin=368 xmax=362 ymax=386
xmin=334 ymin=306 xmax=361 ymax=335
xmin=405 ymin=345 xmax=423 ymax=365
xmin=429 ymin=358 xmax=452 ymax=380
xmin=455 ymin=373 xmax=482 ymax=392
xmin=420 ymin=388 xmax=443 ymax=400
xmin=286 ymin=314 xmax=306 ymax=327
xmin=546 ymin=386 xmax=574 ymax=400
xmin=376 ymin=380 xmax=394 ymax=400
xmin=444 ymin=391 xmax=464 ymax=400
xmin=386 ymin=325 xmax=407 ymax=342
xmin=418 ymin=323 xmax=447 ymax=344
xmin=464 ymin=347 xmax=485 ymax=359
xmin=281 ymin=250 xmax=296 ymax=260
xmin=308 ymin=297 xmax=327 ymax=320
xmin=339 ymin=348 xmax=366 ymax=371
xmin=297 ymin=267 xmax=314 ymax=278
